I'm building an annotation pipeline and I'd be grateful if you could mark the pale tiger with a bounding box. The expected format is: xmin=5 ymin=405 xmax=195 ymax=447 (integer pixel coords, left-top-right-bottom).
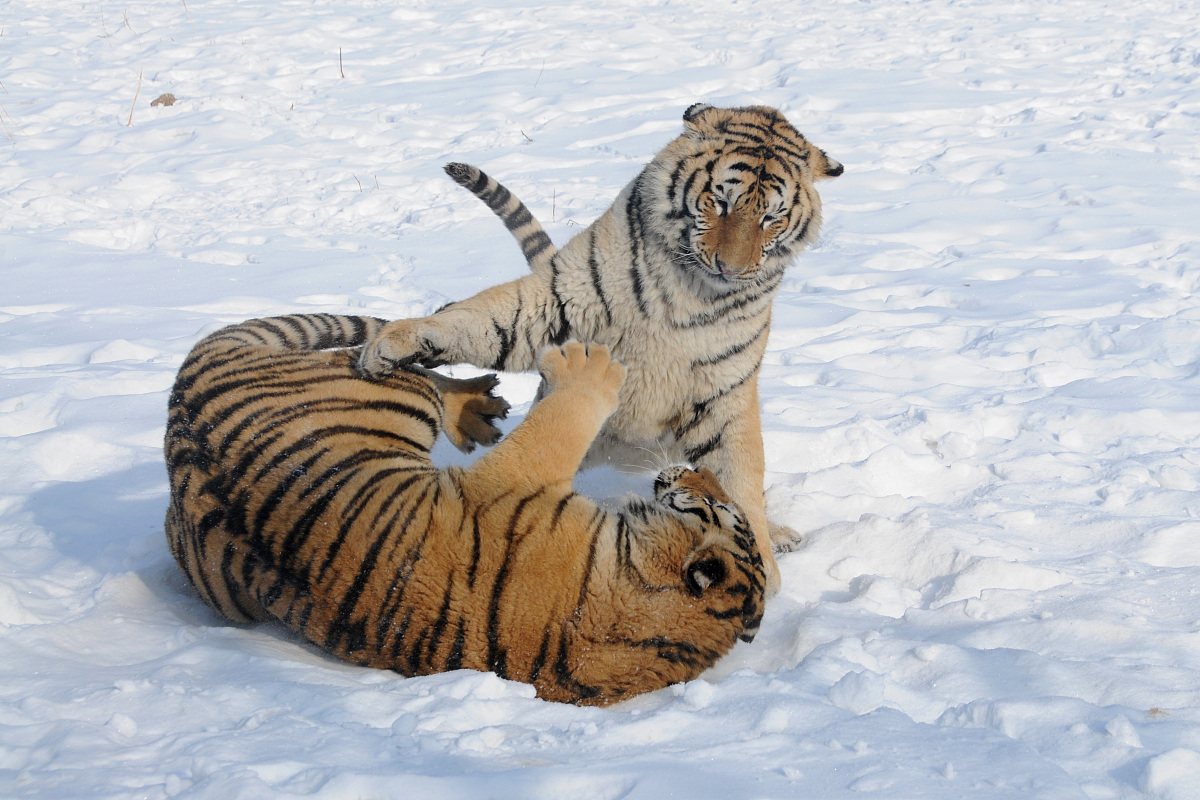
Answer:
xmin=358 ymin=103 xmax=843 ymax=594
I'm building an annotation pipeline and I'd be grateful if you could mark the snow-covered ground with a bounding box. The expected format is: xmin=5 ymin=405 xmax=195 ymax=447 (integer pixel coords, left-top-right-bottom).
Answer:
xmin=3 ymin=0 xmax=1200 ymax=797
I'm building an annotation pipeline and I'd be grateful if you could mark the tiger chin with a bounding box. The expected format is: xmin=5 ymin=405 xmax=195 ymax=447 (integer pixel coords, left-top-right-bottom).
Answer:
xmin=357 ymin=103 xmax=843 ymax=596
xmin=164 ymin=313 xmax=765 ymax=706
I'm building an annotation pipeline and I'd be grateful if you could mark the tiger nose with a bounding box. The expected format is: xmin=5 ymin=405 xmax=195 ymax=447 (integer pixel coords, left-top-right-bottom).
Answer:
xmin=713 ymin=255 xmax=735 ymax=276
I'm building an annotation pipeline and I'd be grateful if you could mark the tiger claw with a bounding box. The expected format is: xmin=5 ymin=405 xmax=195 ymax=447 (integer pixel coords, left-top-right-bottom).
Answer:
xmin=356 ymin=341 xmax=405 ymax=380
xmin=434 ymin=371 xmax=512 ymax=453
xmin=769 ymin=522 xmax=803 ymax=554
xmin=357 ymin=322 xmax=444 ymax=380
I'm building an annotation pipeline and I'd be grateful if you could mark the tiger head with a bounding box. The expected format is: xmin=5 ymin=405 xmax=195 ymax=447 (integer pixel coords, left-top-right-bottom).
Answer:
xmin=648 ymin=103 xmax=842 ymax=289
xmin=597 ymin=465 xmax=766 ymax=650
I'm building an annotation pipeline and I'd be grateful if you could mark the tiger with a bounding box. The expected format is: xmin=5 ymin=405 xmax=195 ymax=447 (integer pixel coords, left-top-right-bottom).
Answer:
xmin=164 ymin=313 xmax=765 ymax=706
xmin=358 ymin=103 xmax=843 ymax=595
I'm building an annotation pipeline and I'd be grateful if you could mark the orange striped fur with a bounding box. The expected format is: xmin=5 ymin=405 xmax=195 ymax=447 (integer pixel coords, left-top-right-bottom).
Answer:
xmin=165 ymin=314 xmax=765 ymax=705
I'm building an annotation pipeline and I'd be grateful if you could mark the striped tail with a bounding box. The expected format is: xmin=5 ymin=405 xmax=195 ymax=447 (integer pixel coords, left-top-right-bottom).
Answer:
xmin=444 ymin=162 xmax=557 ymax=274
xmin=200 ymin=313 xmax=389 ymax=353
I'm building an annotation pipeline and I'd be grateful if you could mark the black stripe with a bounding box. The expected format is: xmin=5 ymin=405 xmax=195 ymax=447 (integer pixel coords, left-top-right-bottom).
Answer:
xmin=486 ymin=489 xmax=546 ymax=670
xmin=691 ymin=321 xmax=769 ymax=369
xmin=587 ymin=229 xmax=613 ymax=325
xmin=322 ymin=478 xmax=433 ymax=654
xmin=467 ymin=509 xmax=483 ymax=590
xmin=623 ymin=635 xmax=711 ymax=667
xmin=466 ymin=167 xmax=490 ymax=195
xmin=681 ymin=364 xmax=758 ymax=430
xmin=248 ymin=448 xmax=329 ymax=559
xmin=521 ymin=231 xmax=553 ymax=264
xmin=388 ymin=606 xmax=415 ymax=664
xmin=625 ymin=181 xmax=651 ymax=317
xmin=424 ymin=572 xmax=456 ymax=669
xmin=364 ymin=480 xmax=443 ymax=656
xmin=549 ymin=494 xmax=574 ymax=530
xmin=684 ymin=424 xmax=727 ymax=463
xmin=674 ymin=398 xmax=713 ymax=439
xmin=669 ymin=502 xmax=712 ymax=524
xmin=313 ymin=466 xmax=428 ymax=583
xmin=678 ymin=158 xmax=706 ymax=206
xmin=553 ymin=628 xmax=601 ymax=701
xmin=672 ymin=277 xmax=780 ymax=330
xmin=490 ymin=318 xmax=513 ymax=371
xmin=665 ymin=158 xmax=688 ymax=203
xmin=503 ymin=203 xmax=532 ymax=231
xmin=793 ymin=207 xmax=813 ymax=244
xmin=407 ymin=622 xmax=431 ymax=676
xmin=549 ymin=260 xmax=571 ymax=346
xmin=574 ymin=510 xmax=606 ymax=614
xmin=216 ymin=537 xmax=257 ymax=620
xmin=446 ymin=617 xmax=466 ymax=671
xmin=529 ymin=628 xmax=552 ymax=683
xmin=485 ymin=183 xmax=513 ymax=213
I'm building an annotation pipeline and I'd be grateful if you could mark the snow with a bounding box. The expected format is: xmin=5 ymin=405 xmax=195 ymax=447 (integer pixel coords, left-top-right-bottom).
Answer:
xmin=3 ymin=0 xmax=1200 ymax=796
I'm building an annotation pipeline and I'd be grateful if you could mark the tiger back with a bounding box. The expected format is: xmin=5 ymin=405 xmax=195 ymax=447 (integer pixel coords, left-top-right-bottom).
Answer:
xmin=165 ymin=314 xmax=765 ymax=705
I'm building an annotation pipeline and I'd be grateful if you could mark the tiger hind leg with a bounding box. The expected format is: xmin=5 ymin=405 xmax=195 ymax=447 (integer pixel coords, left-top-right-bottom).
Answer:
xmin=165 ymin=500 xmax=271 ymax=624
xmin=416 ymin=368 xmax=511 ymax=453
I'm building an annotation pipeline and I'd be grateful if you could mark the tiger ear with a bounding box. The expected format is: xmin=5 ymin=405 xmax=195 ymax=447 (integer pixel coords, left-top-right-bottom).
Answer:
xmin=682 ymin=103 xmax=719 ymax=139
xmin=683 ymin=552 xmax=727 ymax=597
xmin=813 ymin=147 xmax=844 ymax=180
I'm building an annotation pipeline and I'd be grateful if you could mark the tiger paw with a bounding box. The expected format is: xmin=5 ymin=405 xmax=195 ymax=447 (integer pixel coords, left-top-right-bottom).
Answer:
xmin=538 ymin=342 xmax=626 ymax=413
xmin=769 ymin=521 xmax=803 ymax=554
xmin=439 ymin=373 xmax=511 ymax=453
xmin=358 ymin=320 xmax=444 ymax=379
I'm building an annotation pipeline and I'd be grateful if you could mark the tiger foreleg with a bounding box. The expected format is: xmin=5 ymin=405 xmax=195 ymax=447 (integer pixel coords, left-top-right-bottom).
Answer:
xmin=682 ymin=379 xmax=782 ymax=596
xmin=466 ymin=342 xmax=626 ymax=492
xmin=358 ymin=275 xmax=555 ymax=379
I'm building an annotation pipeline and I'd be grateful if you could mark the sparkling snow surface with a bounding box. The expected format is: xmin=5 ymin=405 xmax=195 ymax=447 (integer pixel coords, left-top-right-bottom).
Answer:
xmin=3 ymin=1 xmax=1200 ymax=797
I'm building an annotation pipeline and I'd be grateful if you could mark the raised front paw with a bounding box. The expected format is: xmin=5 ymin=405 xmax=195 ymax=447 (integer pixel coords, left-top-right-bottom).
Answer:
xmin=358 ymin=320 xmax=444 ymax=379
xmin=538 ymin=342 xmax=626 ymax=412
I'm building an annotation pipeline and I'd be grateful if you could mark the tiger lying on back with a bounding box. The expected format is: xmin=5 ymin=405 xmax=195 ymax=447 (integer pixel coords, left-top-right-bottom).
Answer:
xmin=165 ymin=313 xmax=765 ymax=706
xmin=358 ymin=104 xmax=843 ymax=595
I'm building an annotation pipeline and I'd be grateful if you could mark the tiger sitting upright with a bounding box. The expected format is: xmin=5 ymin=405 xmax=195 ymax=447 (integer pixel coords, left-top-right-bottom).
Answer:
xmin=358 ymin=103 xmax=843 ymax=595
xmin=165 ymin=313 xmax=765 ymax=706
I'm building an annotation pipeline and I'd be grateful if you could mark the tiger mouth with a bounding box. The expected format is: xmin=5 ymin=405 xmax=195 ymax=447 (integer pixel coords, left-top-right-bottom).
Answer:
xmin=704 ymin=259 xmax=754 ymax=282
xmin=712 ymin=255 xmax=754 ymax=278
xmin=698 ymin=255 xmax=763 ymax=285
xmin=672 ymin=248 xmax=753 ymax=284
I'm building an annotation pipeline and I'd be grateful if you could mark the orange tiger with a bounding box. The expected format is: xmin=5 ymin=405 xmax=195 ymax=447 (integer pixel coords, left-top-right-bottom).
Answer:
xmin=164 ymin=313 xmax=765 ymax=705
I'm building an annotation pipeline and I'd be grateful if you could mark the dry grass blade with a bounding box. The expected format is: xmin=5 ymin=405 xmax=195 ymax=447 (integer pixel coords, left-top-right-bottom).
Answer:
xmin=127 ymin=69 xmax=143 ymax=126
